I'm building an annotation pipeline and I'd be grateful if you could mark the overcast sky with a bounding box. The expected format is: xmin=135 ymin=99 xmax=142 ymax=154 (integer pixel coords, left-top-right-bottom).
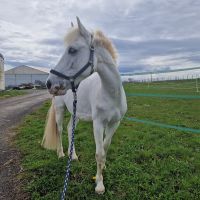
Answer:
xmin=0 ymin=0 xmax=200 ymax=73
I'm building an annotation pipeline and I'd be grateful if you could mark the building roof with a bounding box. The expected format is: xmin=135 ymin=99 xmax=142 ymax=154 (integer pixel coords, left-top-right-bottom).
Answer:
xmin=5 ymin=65 xmax=50 ymax=75
xmin=28 ymin=66 xmax=50 ymax=73
xmin=0 ymin=53 xmax=4 ymax=60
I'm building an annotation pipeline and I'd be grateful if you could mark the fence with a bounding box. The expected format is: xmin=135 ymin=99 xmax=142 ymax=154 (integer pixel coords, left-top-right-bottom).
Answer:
xmin=121 ymin=67 xmax=200 ymax=92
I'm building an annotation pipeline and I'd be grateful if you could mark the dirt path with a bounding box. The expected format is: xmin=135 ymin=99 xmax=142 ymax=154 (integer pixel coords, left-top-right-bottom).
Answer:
xmin=0 ymin=90 xmax=50 ymax=200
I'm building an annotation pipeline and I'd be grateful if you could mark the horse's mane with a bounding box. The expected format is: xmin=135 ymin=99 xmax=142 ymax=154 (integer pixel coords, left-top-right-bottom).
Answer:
xmin=65 ymin=28 xmax=118 ymax=63
xmin=93 ymin=30 xmax=118 ymax=63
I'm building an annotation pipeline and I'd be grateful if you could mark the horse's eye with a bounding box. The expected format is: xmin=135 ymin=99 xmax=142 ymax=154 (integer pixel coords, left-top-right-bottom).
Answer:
xmin=68 ymin=47 xmax=77 ymax=54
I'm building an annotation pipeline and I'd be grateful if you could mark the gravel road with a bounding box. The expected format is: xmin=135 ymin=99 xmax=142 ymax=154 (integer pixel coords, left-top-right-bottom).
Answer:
xmin=0 ymin=90 xmax=50 ymax=200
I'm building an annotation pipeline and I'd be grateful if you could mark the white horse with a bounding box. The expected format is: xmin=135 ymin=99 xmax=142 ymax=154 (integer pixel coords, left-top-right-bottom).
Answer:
xmin=42 ymin=17 xmax=127 ymax=194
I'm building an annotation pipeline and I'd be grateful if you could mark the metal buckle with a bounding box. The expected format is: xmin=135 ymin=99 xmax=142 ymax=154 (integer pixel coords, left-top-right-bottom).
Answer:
xmin=90 ymin=46 xmax=94 ymax=51
xmin=69 ymin=78 xmax=74 ymax=83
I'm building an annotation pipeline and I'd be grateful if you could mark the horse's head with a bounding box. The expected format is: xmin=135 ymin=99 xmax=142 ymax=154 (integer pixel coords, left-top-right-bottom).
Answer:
xmin=46 ymin=17 xmax=97 ymax=95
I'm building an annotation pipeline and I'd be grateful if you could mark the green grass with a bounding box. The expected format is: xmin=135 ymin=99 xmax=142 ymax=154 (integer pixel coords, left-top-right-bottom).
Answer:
xmin=124 ymin=79 xmax=200 ymax=95
xmin=0 ymin=90 xmax=26 ymax=99
xmin=16 ymin=80 xmax=200 ymax=200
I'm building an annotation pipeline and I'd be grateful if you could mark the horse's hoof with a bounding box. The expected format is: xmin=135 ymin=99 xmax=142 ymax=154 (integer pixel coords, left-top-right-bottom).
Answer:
xmin=58 ymin=152 xmax=65 ymax=158
xmin=95 ymin=183 xmax=105 ymax=194
xmin=68 ymin=152 xmax=78 ymax=161
xmin=72 ymin=154 xmax=79 ymax=161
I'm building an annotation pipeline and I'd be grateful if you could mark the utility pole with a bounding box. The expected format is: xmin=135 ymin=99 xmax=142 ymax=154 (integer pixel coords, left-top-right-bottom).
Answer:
xmin=196 ymin=75 xmax=199 ymax=93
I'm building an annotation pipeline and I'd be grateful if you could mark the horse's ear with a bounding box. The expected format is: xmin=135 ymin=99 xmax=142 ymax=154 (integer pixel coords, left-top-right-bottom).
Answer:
xmin=71 ymin=22 xmax=74 ymax=27
xmin=76 ymin=17 xmax=91 ymax=41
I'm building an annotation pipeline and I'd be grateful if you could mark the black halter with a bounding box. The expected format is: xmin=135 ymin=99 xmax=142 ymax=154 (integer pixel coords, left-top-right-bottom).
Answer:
xmin=50 ymin=45 xmax=94 ymax=92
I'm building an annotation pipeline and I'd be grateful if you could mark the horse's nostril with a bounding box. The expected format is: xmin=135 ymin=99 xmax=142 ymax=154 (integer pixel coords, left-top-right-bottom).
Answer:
xmin=54 ymin=85 xmax=60 ymax=90
xmin=46 ymin=80 xmax=52 ymax=89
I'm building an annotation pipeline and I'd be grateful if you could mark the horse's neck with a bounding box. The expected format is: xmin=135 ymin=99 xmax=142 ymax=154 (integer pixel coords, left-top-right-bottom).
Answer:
xmin=96 ymin=50 xmax=123 ymax=101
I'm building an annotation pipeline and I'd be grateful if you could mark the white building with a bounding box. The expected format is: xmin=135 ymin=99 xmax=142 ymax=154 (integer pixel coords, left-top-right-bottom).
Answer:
xmin=5 ymin=65 xmax=50 ymax=87
xmin=0 ymin=53 xmax=5 ymax=90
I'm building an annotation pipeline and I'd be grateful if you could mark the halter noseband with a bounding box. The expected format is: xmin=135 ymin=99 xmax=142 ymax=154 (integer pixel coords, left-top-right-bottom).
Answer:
xmin=50 ymin=43 xmax=94 ymax=92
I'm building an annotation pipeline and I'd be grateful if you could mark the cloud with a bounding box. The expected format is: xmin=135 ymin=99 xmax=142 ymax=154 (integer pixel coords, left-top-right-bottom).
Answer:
xmin=114 ymin=37 xmax=200 ymax=72
xmin=0 ymin=0 xmax=200 ymax=73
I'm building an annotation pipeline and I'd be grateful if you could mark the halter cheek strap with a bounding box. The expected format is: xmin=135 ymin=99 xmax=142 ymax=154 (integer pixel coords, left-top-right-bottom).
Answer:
xmin=50 ymin=45 xmax=94 ymax=92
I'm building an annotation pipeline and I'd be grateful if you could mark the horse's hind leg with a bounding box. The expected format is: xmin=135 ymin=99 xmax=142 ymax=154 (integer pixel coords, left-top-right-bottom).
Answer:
xmin=104 ymin=121 xmax=120 ymax=158
xmin=55 ymin=104 xmax=65 ymax=158
xmin=93 ymin=120 xmax=106 ymax=194
xmin=67 ymin=116 xmax=79 ymax=160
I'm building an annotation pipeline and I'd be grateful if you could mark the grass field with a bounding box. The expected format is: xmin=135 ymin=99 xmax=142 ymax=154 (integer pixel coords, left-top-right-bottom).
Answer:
xmin=0 ymin=90 xmax=26 ymax=99
xmin=16 ymin=80 xmax=200 ymax=199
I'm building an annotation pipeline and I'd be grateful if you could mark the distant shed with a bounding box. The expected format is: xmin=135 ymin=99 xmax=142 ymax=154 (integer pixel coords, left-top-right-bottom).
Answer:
xmin=5 ymin=65 xmax=50 ymax=87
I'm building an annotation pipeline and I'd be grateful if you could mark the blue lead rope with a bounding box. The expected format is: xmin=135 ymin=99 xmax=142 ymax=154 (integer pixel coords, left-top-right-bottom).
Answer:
xmin=61 ymin=92 xmax=77 ymax=200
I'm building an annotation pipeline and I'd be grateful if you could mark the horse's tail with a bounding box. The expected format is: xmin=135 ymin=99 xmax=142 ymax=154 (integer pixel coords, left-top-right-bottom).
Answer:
xmin=41 ymin=98 xmax=58 ymax=150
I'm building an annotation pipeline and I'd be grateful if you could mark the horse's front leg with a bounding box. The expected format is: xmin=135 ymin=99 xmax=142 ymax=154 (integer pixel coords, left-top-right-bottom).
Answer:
xmin=55 ymin=105 xmax=65 ymax=158
xmin=67 ymin=116 xmax=79 ymax=160
xmin=93 ymin=120 xmax=106 ymax=194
